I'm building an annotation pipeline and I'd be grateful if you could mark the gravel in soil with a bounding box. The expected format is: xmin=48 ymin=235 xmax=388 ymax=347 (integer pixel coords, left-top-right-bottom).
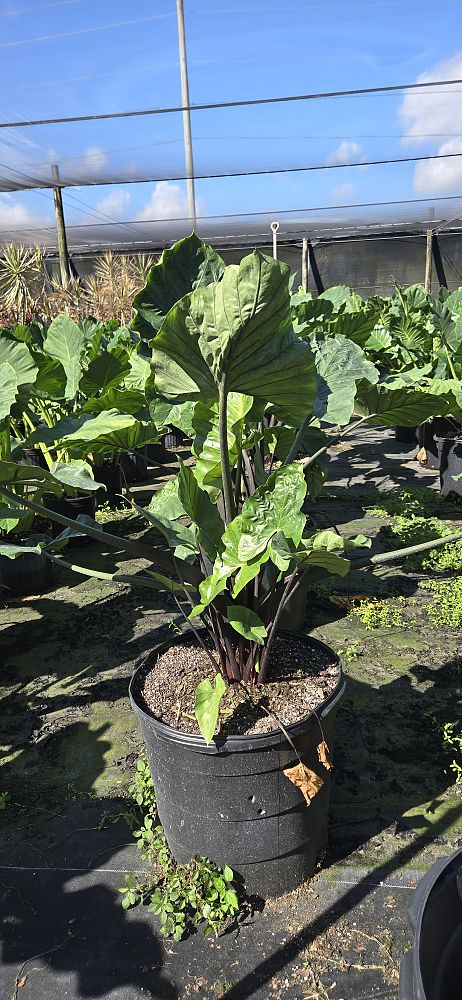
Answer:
xmin=136 ymin=635 xmax=339 ymax=736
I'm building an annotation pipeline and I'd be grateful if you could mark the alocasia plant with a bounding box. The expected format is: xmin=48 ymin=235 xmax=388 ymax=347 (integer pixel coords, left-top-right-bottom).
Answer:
xmin=2 ymin=236 xmax=461 ymax=742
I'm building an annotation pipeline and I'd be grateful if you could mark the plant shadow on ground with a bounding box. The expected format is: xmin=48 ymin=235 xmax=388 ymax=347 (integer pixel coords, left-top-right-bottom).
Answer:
xmin=0 ymin=719 xmax=178 ymax=999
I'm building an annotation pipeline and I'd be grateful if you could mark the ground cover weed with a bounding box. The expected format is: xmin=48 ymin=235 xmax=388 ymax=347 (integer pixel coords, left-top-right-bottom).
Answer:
xmin=118 ymin=757 xmax=241 ymax=940
xmin=350 ymin=596 xmax=406 ymax=629
xmin=382 ymin=516 xmax=462 ymax=573
xmin=419 ymin=577 xmax=462 ymax=627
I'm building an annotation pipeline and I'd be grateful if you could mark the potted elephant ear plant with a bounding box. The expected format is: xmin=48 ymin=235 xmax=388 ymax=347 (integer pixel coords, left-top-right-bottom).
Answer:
xmin=125 ymin=243 xmax=459 ymax=898
xmin=3 ymin=238 xmax=460 ymax=898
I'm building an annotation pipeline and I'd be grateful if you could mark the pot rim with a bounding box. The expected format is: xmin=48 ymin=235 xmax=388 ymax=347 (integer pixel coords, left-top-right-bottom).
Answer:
xmin=407 ymin=846 xmax=462 ymax=996
xmin=129 ymin=629 xmax=345 ymax=754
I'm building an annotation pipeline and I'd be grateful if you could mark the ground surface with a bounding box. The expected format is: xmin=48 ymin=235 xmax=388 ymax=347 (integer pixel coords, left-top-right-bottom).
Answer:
xmin=1 ymin=430 xmax=461 ymax=999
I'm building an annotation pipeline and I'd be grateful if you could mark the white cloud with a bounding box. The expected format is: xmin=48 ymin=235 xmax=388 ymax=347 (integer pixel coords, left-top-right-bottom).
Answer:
xmin=137 ymin=181 xmax=189 ymax=221
xmin=0 ymin=193 xmax=47 ymax=229
xmin=399 ymin=53 xmax=462 ymax=194
xmin=399 ymin=52 xmax=462 ymax=148
xmin=327 ymin=140 xmax=364 ymax=166
xmin=95 ymin=189 xmax=131 ymax=218
xmin=82 ymin=145 xmax=107 ymax=175
xmin=413 ymin=137 xmax=462 ymax=194
xmin=330 ymin=182 xmax=356 ymax=202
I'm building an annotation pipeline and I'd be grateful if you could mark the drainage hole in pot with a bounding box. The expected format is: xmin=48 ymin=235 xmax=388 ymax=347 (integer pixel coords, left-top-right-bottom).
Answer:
xmin=248 ymin=795 xmax=255 ymax=802
xmin=258 ymin=808 xmax=266 ymax=816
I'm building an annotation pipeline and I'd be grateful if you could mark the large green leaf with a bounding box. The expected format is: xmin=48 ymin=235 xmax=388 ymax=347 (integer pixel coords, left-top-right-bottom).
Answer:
xmin=318 ymin=285 xmax=353 ymax=310
xmin=49 ymin=460 xmax=104 ymax=494
xmin=82 ymin=387 xmax=148 ymax=416
xmin=237 ymin=463 xmax=307 ymax=561
xmin=0 ymin=363 xmax=18 ymax=420
xmin=30 ymin=353 xmax=67 ymax=400
xmin=134 ymin=497 xmax=197 ymax=562
xmin=146 ymin=479 xmax=185 ymax=520
xmin=192 ymin=393 xmax=254 ymax=494
xmin=332 ymin=310 xmax=380 ymax=348
xmin=194 ymin=673 xmax=226 ymax=744
xmin=178 ymin=460 xmax=223 ymax=560
xmin=42 ymin=315 xmax=85 ymax=398
xmin=133 ymin=234 xmax=225 ymax=336
xmin=152 ymin=251 xmax=316 ymax=420
xmin=314 ymin=336 xmax=379 ymax=425
xmin=354 ymin=384 xmax=449 ymax=426
xmin=226 ymin=605 xmax=267 ymax=643
xmin=443 ymin=288 xmax=462 ymax=317
xmin=80 ymin=351 xmax=131 ymax=398
xmin=0 ymin=337 xmax=38 ymax=390
xmin=0 ymin=460 xmax=62 ymax=493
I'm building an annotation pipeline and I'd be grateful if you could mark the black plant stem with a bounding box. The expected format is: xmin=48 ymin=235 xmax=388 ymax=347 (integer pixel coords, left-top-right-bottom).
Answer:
xmin=234 ymin=452 xmax=243 ymax=510
xmin=171 ymin=595 xmax=220 ymax=675
xmin=222 ymin=632 xmax=241 ymax=682
xmin=258 ymin=569 xmax=299 ymax=685
xmin=209 ymin=605 xmax=229 ymax=675
xmin=242 ymin=448 xmax=256 ymax=495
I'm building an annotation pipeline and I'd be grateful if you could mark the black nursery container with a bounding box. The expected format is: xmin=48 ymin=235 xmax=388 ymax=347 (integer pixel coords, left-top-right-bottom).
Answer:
xmin=436 ymin=436 xmax=462 ymax=499
xmin=395 ymin=425 xmax=418 ymax=445
xmin=0 ymin=550 xmax=53 ymax=597
xmin=163 ymin=428 xmax=186 ymax=451
xmin=400 ymin=847 xmax=462 ymax=1000
xmin=45 ymin=493 xmax=97 ymax=545
xmin=119 ymin=449 xmax=149 ymax=483
xmin=21 ymin=447 xmax=48 ymax=469
xmin=130 ymin=631 xmax=345 ymax=898
xmin=418 ymin=418 xmax=456 ymax=471
xmin=93 ymin=462 xmax=123 ymax=507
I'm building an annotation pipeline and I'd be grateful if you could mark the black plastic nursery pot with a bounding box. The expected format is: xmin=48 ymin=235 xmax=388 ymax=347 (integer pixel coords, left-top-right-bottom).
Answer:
xmin=21 ymin=446 xmax=48 ymax=469
xmin=0 ymin=549 xmax=53 ymax=597
xmin=119 ymin=449 xmax=149 ymax=483
xmin=129 ymin=630 xmax=345 ymax=899
xmin=93 ymin=462 xmax=123 ymax=507
xmin=436 ymin=436 xmax=462 ymax=499
xmin=45 ymin=492 xmax=97 ymax=544
xmin=418 ymin=418 xmax=456 ymax=471
xmin=146 ymin=441 xmax=169 ymax=464
xmin=395 ymin=425 xmax=418 ymax=445
xmin=163 ymin=428 xmax=186 ymax=451
xmin=399 ymin=847 xmax=462 ymax=1000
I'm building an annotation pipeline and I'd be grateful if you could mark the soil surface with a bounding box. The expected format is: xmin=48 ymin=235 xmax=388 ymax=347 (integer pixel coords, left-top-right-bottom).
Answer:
xmin=136 ymin=635 xmax=339 ymax=736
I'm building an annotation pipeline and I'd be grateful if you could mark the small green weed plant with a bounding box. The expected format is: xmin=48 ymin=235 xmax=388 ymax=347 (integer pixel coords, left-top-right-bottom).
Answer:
xmin=351 ymin=596 xmax=406 ymax=629
xmin=419 ymin=577 xmax=462 ymax=627
xmin=383 ymin=516 xmax=462 ymax=573
xmin=119 ymin=757 xmax=240 ymax=941
xmin=337 ymin=643 xmax=361 ymax=661
xmin=441 ymin=723 xmax=462 ymax=784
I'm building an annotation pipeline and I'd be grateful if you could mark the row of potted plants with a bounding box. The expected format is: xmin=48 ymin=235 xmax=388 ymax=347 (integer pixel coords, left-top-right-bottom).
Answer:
xmin=2 ymin=234 xmax=461 ymax=898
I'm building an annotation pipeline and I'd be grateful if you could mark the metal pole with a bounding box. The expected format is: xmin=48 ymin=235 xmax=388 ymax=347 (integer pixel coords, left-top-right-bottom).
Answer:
xmin=176 ymin=0 xmax=196 ymax=229
xmin=301 ymin=237 xmax=309 ymax=290
xmin=270 ymin=221 xmax=279 ymax=259
xmin=424 ymin=206 xmax=434 ymax=293
xmin=51 ymin=163 xmax=70 ymax=286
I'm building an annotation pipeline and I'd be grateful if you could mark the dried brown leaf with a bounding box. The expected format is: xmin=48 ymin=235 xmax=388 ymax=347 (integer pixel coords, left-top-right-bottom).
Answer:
xmin=17 ymin=976 xmax=27 ymax=988
xmin=317 ymin=740 xmax=333 ymax=771
xmin=417 ymin=446 xmax=427 ymax=466
xmin=283 ymin=762 xmax=324 ymax=805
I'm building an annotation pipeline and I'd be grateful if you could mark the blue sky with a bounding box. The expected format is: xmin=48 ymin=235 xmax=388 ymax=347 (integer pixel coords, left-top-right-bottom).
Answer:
xmin=0 ymin=0 xmax=462 ymax=245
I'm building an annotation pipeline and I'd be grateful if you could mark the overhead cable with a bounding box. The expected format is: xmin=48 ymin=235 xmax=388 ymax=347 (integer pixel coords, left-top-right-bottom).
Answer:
xmin=1 ymin=76 xmax=461 ymax=129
